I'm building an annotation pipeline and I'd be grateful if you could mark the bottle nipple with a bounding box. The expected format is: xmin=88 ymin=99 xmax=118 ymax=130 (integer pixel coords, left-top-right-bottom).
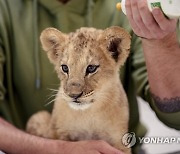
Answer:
xmin=116 ymin=2 xmax=122 ymax=11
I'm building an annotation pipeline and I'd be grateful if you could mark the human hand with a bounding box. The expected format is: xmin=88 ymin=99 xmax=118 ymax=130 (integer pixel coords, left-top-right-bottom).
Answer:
xmin=61 ymin=140 xmax=124 ymax=154
xmin=125 ymin=0 xmax=177 ymax=40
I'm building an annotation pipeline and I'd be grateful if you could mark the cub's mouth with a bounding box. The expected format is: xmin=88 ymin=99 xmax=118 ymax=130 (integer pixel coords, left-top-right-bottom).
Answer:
xmin=67 ymin=91 xmax=95 ymax=110
xmin=72 ymin=91 xmax=94 ymax=104
xmin=72 ymin=100 xmax=81 ymax=104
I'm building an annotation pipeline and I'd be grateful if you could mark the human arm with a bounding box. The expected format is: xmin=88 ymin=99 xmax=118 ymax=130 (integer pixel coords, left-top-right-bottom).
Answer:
xmin=125 ymin=0 xmax=180 ymax=113
xmin=0 ymin=117 xmax=66 ymax=154
xmin=0 ymin=117 xmax=123 ymax=154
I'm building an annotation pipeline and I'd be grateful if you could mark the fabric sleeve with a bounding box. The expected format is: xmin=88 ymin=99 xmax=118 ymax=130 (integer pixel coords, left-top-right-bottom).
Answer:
xmin=0 ymin=39 xmax=13 ymax=121
xmin=131 ymin=32 xmax=180 ymax=130
xmin=0 ymin=42 xmax=5 ymax=101
xmin=0 ymin=0 xmax=14 ymax=122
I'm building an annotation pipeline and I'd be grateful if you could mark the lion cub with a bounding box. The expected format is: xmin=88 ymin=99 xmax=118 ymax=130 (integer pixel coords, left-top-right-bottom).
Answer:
xmin=26 ymin=26 xmax=131 ymax=153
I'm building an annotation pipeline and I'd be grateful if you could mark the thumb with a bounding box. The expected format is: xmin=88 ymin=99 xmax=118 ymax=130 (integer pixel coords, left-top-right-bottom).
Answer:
xmin=95 ymin=140 xmax=124 ymax=154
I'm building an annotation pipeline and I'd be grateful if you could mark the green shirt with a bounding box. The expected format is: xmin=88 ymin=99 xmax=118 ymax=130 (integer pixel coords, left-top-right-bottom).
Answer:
xmin=0 ymin=0 xmax=180 ymax=152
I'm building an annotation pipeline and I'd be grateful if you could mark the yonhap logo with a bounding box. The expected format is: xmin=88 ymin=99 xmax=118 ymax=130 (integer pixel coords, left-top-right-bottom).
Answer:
xmin=122 ymin=132 xmax=180 ymax=148
xmin=122 ymin=132 xmax=136 ymax=148
xmin=139 ymin=137 xmax=180 ymax=144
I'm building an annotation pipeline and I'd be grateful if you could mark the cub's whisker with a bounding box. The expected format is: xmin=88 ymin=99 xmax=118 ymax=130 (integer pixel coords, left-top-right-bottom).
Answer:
xmin=44 ymin=98 xmax=57 ymax=107
xmin=46 ymin=94 xmax=57 ymax=101
xmin=47 ymin=88 xmax=59 ymax=93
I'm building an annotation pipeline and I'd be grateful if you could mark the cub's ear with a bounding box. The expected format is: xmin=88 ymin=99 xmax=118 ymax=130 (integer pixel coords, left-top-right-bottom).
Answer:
xmin=40 ymin=28 xmax=67 ymax=65
xmin=98 ymin=26 xmax=131 ymax=67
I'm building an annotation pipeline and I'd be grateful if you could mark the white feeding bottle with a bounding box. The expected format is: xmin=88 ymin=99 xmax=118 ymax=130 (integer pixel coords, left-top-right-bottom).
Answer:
xmin=116 ymin=0 xmax=180 ymax=19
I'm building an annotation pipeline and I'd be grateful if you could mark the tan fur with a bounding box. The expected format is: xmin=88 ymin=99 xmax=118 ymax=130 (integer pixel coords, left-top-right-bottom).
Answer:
xmin=26 ymin=26 xmax=131 ymax=153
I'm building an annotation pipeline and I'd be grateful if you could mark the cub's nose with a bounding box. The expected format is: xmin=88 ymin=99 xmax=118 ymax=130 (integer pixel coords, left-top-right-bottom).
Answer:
xmin=69 ymin=92 xmax=83 ymax=99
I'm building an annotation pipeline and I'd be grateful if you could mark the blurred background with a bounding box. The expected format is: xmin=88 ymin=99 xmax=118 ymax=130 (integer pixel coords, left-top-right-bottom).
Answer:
xmin=138 ymin=97 xmax=180 ymax=154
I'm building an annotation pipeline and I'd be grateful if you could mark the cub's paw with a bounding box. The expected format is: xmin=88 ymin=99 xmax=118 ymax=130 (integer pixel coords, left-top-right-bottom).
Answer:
xmin=26 ymin=110 xmax=51 ymax=137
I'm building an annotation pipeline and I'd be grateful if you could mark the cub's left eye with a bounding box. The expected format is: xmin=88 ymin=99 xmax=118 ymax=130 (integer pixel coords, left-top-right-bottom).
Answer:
xmin=86 ymin=65 xmax=99 ymax=74
xmin=61 ymin=65 xmax=69 ymax=74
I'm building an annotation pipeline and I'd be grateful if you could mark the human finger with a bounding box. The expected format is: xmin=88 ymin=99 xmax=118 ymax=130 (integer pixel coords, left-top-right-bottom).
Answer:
xmin=152 ymin=8 xmax=177 ymax=32
xmin=125 ymin=0 xmax=142 ymax=35
xmin=130 ymin=0 xmax=150 ymax=36
xmin=95 ymin=140 xmax=124 ymax=154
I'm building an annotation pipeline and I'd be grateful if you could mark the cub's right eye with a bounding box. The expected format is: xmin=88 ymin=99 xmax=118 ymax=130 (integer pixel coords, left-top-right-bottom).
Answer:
xmin=86 ymin=65 xmax=99 ymax=75
xmin=61 ymin=65 xmax=69 ymax=74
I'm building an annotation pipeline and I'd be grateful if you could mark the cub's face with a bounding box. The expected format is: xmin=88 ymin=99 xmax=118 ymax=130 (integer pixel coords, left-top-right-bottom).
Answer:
xmin=40 ymin=27 xmax=131 ymax=110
